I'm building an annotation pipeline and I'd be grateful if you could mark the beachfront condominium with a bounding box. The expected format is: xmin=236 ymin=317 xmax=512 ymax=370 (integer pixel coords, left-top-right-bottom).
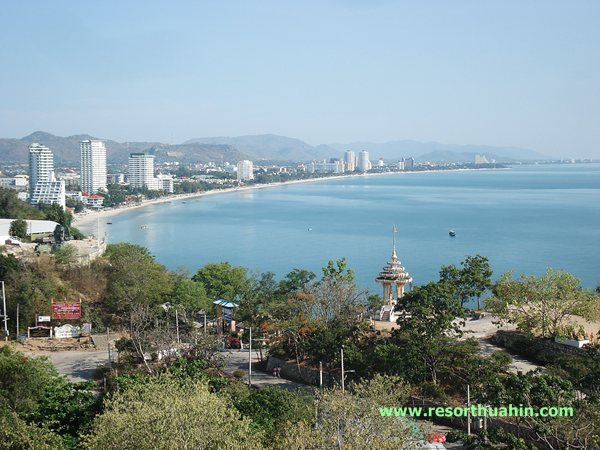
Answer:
xmin=344 ymin=150 xmax=356 ymax=172
xmin=30 ymin=172 xmax=66 ymax=209
xmin=28 ymin=143 xmax=54 ymax=195
xmin=357 ymin=150 xmax=371 ymax=172
xmin=80 ymin=140 xmax=107 ymax=193
xmin=237 ymin=160 xmax=254 ymax=181
xmin=128 ymin=153 xmax=156 ymax=189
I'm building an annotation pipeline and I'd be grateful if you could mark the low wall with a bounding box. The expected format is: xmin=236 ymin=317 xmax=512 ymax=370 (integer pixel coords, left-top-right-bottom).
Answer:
xmin=491 ymin=330 xmax=587 ymax=364
xmin=266 ymin=356 xmax=336 ymax=387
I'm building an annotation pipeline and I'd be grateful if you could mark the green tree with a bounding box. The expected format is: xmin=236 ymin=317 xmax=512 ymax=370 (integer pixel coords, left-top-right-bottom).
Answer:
xmin=192 ymin=262 xmax=251 ymax=301
xmin=462 ymin=255 xmax=493 ymax=310
xmin=396 ymin=281 xmax=465 ymax=338
xmin=0 ymin=405 xmax=64 ymax=450
xmin=394 ymin=282 xmax=465 ymax=384
xmin=0 ymin=347 xmax=60 ymax=415
xmin=41 ymin=203 xmax=72 ymax=227
xmin=277 ymin=268 xmax=316 ymax=294
xmin=170 ymin=274 xmax=210 ymax=312
xmin=274 ymin=375 xmax=420 ymax=450
xmin=0 ymin=187 xmax=44 ymax=220
xmin=9 ymin=219 xmax=27 ymax=239
xmin=53 ymin=244 xmax=77 ymax=266
xmin=439 ymin=254 xmax=492 ymax=309
xmin=0 ymin=254 xmax=21 ymax=280
xmin=26 ymin=379 xmax=100 ymax=448
xmin=234 ymin=387 xmax=313 ymax=437
xmin=104 ymin=243 xmax=172 ymax=317
xmin=82 ymin=376 xmax=264 ymax=450
xmin=312 ymin=258 xmax=364 ymax=325
xmin=488 ymin=269 xmax=596 ymax=337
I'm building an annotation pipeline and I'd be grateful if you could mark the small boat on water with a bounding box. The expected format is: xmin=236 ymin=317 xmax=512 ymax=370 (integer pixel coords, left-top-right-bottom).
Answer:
xmin=140 ymin=225 xmax=149 ymax=230
xmin=106 ymin=222 xmax=113 ymax=225
xmin=449 ymin=229 xmax=456 ymax=237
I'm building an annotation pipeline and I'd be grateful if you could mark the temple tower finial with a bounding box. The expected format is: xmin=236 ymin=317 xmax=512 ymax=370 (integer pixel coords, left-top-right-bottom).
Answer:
xmin=392 ymin=225 xmax=397 ymax=260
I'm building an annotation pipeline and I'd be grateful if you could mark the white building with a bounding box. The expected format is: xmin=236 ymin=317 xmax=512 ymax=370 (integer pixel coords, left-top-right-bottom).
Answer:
xmin=344 ymin=150 xmax=356 ymax=172
xmin=397 ymin=160 xmax=405 ymax=171
xmin=155 ymin=174 xmax=174 ymax=193
xmin=475 ymin=154 xmax=490 ymax=164
xmin=28 ymin=143 xmax=54 ymax=195
xmin=80 ymin=140 xmax=107 ymax=193
xmin=237 ymin=160 xmax=254 ymax=181
xmin=30 ymin=173 xmax=65 ymax=209
xmin=0 ymin=175 xmax=28 ymax=191
xmin=357 ymin=151 xmax=371 ymax=172
xmin=128 ymin=153 xmax=156 ymax=189
xmin=0 ymin=219 xmax=60 ymax=242
xmin=107 ymin=173 xmax=126 ymax=184
xmin=307 ymin=160 xmax=344 ymax=174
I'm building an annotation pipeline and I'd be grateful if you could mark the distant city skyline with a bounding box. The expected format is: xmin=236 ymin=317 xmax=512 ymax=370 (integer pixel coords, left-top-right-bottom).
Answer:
xmin=1 ymin=1 xmax=599 ymax=158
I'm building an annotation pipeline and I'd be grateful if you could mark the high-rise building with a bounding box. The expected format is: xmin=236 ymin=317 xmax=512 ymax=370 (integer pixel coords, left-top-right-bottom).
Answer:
xmin=237 ymin=160 xmax=254 ymax=181
xmin=128 ymin=153 xmax=156 ymax=189
xmin=475 ymin=154 xmax=490 ymax=164
xmin=344 ymin=151 xmax=356 ymax=172
xmin=30 ymin=172 xmax=65 ymax=209
xmin=80 ymin=140 xmax=107 ymax=193
xmin=404 ymin=157 xmax=414 ymax=170
xmin=357 ymin=151 xmax=371 ymax=172
xmin=28 ymin=143 xmax=54 ymax=195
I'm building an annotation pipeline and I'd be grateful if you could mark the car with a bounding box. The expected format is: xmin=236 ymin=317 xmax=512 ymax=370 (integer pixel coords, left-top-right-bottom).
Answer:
xmin=5 ymin=237 xmax=22 ymax=246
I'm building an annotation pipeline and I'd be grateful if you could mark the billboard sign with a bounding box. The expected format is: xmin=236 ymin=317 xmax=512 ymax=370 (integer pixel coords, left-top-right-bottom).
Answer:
xmin=51 ymin=302 xmax=81 ymax=320
xmin=37 ymin=315 xmax=51 ymax=323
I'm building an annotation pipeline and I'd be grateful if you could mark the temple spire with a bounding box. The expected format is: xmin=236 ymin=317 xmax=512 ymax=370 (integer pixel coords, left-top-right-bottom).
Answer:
xmin=391 ymin=225 xmax=397 ymax=260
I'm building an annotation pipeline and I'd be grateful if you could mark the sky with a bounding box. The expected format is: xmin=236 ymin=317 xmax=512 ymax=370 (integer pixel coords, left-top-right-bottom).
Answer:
xmin=0 ymin=1 xmax=599 ymax=157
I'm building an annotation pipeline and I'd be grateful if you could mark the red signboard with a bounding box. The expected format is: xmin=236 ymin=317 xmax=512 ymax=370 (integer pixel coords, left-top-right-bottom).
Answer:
xmin=51 ymin=302 xmax=81 ymax=320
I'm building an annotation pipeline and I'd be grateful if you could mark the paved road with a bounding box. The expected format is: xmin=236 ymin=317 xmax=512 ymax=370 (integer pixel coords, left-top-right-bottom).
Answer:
xmin=222 ymin=349 xmax=304 ymax=390
xmin=461 ymin=315 xmax=542 ymax=373
xmin=23 ymin=350 xmax=109 ymax=382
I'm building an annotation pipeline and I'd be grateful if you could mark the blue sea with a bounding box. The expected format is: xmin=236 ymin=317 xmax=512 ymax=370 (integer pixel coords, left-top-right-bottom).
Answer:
xmin=85 ymin=164 xmax=600 ymax=291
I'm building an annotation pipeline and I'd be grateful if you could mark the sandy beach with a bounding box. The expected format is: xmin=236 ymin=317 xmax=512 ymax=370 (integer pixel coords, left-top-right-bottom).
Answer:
xmin=72 ymin=168 xmax=504 ymax=230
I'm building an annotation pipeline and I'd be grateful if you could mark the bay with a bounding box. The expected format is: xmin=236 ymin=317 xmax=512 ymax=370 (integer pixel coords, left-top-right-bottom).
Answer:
xmin=90 ymin=164 xmax=600 ymax=291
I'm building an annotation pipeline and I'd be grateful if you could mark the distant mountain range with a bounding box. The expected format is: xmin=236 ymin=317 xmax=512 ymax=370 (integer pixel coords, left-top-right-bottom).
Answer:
xmin=0 ymin=131 xmax=549 ymax=165
xmin=0 ymin=132 xmax=250 ymax=165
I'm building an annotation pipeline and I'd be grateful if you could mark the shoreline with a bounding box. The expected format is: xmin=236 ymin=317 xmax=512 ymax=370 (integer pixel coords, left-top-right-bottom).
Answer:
xmin=72 ymin=167 xmax=505 ymax=230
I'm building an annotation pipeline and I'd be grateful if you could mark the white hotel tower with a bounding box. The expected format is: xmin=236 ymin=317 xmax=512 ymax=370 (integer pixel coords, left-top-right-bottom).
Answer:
xmin=237 ymin=160 xmax=254 ymax=181
xmin=80 ymin=140 xmax=107 ymax=193
xmin=28 ymin=143 xmax=54 ymax=194
xmin=128 ymin=153 xmax=156 ymax=189
xmin=344 ymin=150 xmax=356 ymax=172
xmin=357 ymin=150 xmax=371 ymax=172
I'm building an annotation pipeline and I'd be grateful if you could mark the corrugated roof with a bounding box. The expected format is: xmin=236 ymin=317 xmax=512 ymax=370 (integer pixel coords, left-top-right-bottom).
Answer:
xmin=0 ymin=219 xmax=60 ymax=236
xmin=212 ymin=299 xmax=238 ymax=308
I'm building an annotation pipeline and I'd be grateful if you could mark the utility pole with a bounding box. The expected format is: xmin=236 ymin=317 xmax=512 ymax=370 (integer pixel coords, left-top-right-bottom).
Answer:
xmin=341 ymin=346 xmax=345 ymax=392
xmin=1 ymin=281 xmax=7 ymax=340
xmin=203 ymin=311 xmax=207 ymax=333
xmin=319 ymin=361 xmax=323 ymax=388
xmin=16 ymin=304 xmax=19 ymax=337
xmin=248 ymin=327 xmax=252 ymax=387
xmin=175 ymin=309 xmax=180 ymax=347
xmin=107 ymin=327 xmax=111 ymax=364
xmin=467 ymin=384 xmax=471 ymax=436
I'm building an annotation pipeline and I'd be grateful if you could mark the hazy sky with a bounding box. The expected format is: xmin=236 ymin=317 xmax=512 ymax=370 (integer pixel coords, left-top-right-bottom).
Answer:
xmin=1 ymin=1 xmax=599 ymax=157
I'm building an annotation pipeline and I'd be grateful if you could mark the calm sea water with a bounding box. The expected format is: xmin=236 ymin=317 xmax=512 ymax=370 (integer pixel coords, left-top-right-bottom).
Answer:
xmin=87 ymin=164 xmax=600 ymax=291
